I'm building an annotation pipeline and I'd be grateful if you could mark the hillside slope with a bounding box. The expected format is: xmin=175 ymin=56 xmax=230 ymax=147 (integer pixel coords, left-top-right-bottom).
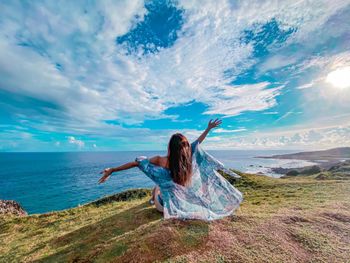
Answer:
xmin=1 ymin=172 xmax=349 ymax=263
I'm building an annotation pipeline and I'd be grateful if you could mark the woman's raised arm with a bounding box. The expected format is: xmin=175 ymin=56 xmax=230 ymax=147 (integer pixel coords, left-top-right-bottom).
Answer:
xmin=196 ymin=119 xmax=222 ymax=144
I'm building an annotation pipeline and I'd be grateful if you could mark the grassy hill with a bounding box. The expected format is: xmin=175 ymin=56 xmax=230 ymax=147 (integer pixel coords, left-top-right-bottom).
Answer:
xmin=1 ymin=171 xmax=349 ymax=263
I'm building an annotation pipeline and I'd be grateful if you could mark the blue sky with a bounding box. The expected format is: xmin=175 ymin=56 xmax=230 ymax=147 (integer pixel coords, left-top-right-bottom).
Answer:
xmin=1 ymin=0 xmax=350 ymax=152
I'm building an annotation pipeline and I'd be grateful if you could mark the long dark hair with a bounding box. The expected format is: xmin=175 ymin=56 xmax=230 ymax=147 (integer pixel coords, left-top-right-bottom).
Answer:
xmin=167 ymin=133 xmax=193 ymax=186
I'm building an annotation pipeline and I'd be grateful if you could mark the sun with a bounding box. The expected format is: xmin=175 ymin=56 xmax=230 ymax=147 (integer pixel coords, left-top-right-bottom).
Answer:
xmin=326 ymin=66 xmax=350 ymax=89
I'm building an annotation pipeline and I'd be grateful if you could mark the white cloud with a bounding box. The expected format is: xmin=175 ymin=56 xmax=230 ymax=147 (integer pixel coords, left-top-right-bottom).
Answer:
xmin=258 ymin=54 xmax=300 ymax=74
xmin=203 ymin=83 xmax=282 ymax=116
xmin=68 ymin=136 xmax=85 ymax=148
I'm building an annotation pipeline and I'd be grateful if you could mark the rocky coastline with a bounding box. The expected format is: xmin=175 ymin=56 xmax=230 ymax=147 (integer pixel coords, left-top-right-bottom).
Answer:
xmin=0 ymin=200 xmax=28 ymax=216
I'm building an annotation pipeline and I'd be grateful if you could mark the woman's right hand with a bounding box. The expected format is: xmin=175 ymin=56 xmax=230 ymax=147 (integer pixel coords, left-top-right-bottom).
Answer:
xmin=98 ymin=168 xmax=113 ymax=184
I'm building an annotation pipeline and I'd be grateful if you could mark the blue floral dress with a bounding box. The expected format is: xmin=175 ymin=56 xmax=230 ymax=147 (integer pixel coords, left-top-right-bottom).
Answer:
xmin=135 ymin=140 xmax=243 ymax=221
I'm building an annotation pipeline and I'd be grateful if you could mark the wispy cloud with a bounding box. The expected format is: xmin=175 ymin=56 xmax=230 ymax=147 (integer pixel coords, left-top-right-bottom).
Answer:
xmin=213 ymin=128 xmax=247 ymax=133
xmin=263 ymin=111 xmax=279 ymax=115
xmin=296 ymin=82 xmax=315 ymax=90
xmin=274 ymin=111 xmax=302 ymax=123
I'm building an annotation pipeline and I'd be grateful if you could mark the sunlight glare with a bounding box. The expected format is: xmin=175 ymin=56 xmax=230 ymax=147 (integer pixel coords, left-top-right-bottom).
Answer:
xmin=326 ymin=66 xmax=350 ymax=89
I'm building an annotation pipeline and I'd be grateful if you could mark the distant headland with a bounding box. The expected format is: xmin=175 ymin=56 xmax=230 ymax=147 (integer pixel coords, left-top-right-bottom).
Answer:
xmin=257 ymin=147 xmax=350 ymax=162
xmin=257 ymin=147 xmax=350 ymax=177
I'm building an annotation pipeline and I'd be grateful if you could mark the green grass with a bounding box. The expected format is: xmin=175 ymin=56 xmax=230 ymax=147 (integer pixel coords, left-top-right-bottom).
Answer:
xmin=1 ymin=173 xmax=349 ymax=263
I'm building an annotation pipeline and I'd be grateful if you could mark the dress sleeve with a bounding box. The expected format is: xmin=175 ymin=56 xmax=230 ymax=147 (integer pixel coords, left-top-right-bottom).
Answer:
xmin=135 ymin=156 xmax=149 ymax=172
xmin=135 ymin=156 xmax=165 ymax=185
xmin=195 ymin=143 xmax=241 ymax=179
xmin=191 ymin=139 xmax=199 ymax=155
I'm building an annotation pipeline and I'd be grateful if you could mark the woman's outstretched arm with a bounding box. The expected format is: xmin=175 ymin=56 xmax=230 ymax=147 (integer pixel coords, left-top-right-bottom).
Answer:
xmin=196 ymin=118 xmax=222 ymax=144
xmin=98 ymin=161 xmax=138 ymax=184
xmin=98 ymin=156 xmax=161 ymax=184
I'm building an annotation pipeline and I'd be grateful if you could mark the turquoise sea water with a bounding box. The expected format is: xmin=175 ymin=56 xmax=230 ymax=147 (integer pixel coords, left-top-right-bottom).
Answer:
xmin=0 ymin=150 xmax=315 ymax=214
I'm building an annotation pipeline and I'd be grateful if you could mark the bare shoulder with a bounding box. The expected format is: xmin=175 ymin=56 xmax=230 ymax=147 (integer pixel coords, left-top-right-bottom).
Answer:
xmin=149 ymin=155 xmax=168 ymax=168
xmin=158 ymin=156 xmax=168 ymax=163
xmin=149 ymin=155 xmax=163 ymax=165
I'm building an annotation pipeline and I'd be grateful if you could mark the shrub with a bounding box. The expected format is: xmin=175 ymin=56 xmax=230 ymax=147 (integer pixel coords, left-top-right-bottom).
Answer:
xmin=286 ymin=170 xmax=299 ymax=176
xmin=301 ymin=165 xmax=321 ymax=175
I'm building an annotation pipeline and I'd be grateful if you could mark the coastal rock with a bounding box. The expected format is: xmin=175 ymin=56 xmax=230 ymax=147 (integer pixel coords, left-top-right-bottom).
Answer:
xmin=0 ymin=200 xmax=28 ymax=216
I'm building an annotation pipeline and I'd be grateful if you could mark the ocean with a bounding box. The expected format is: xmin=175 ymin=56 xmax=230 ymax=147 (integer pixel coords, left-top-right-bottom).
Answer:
xmin=0 ymin=150 xmax=315 ymax=214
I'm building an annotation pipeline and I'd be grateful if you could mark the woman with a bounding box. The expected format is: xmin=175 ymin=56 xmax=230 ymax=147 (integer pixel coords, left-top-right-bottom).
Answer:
xmin=98 ymin=119 xmax=243 ymax=221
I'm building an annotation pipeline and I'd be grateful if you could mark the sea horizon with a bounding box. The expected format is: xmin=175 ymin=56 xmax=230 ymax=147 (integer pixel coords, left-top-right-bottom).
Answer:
xmin=0 ymin=148 xmax=307 ymax=153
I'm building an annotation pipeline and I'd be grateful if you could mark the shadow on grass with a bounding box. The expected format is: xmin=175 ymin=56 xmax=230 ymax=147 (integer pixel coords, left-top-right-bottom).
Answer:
xmin=33 ymin=201 xmax=162 ymax=262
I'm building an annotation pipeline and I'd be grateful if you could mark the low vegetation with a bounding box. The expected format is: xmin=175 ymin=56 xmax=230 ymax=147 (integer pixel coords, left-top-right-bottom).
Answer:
xmin=1 ymin=170 xmax=349 ymax=262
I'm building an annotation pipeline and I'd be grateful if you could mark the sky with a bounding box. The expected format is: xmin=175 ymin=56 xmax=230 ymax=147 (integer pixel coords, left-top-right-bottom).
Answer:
xmin=1 ymin=0 xmax=350 ymax=152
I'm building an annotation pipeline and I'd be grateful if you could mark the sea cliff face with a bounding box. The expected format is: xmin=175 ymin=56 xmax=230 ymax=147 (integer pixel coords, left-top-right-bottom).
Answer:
xmin=0 ymin=200 xmax=28 ymax=216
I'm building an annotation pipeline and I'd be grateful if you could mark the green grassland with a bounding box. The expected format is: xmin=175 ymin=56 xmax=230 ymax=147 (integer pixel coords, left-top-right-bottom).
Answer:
xmin=1 ymin=171 xmax=349 ymax=263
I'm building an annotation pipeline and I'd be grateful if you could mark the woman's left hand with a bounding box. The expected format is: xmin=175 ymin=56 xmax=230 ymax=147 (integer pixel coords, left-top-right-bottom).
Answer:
xmin=207 ymin=118 xmax=222 ymax=130
xmin=98 ymin=168 xmax=113 ymax=184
